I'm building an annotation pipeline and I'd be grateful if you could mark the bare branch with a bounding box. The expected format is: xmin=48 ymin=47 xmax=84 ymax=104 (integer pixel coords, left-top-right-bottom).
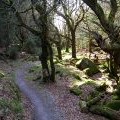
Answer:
xmin=60 ymin=34 xmax=72 ymax=41
xmin=19 ymin=6 xmax=32 ymax=13
xmin=83 ymin=0 xmax=110 ymax=34
xmin=31 ymin=7 xmax=39 ymax=26
xmin=2 ymin=0 xmax=40 ymax=35
xmin=74 ymin=6 xmax=86 ymax=30
xmin=108 ymin=0 xmax=118 ymax=23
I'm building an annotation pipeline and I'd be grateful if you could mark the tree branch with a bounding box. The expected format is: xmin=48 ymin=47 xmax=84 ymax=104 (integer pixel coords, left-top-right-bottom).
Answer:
xmin=74 ymin=6 xmax=85 ymax=30
xmin=82 ymin=0 xmax=111 ymax=34
xmin=15 ymin=12 xmax=40 ymax=35
xmin=108 ymin=0 xmax=118 ymax=23
xmin=2 ymin=0 xmax=40 ymax=35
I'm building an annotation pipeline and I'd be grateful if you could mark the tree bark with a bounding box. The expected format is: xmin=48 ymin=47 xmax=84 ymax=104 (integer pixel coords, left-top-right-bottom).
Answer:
xmin=40 ymin=39 xmax=50 ymax=82
xmin=83 ymin=0 xmax=120 ymax=83
xmin=71 ymin=30 xmax=76 ymax=58
xmin=66 ymin=30 xmax=70 ymax=53
xmin=47 ymin=42 xmax=55 ymax=82
xmin=40 ymin=58 xmax=50 ymax=82
xmin=56 ymin=43 xmax=62 ymax=60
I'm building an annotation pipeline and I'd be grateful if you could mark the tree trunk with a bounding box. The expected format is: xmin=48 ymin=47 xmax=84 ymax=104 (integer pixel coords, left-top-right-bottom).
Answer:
xmin=39 ymin=39 xmax=50 ymax=82
xmin=71 ymin=31 xmax=76 ymax=58
xmin=66 ymin=31 xmax=70 ymax=52
xmin=56 ymin=44 xmax=62 ymax=60
xmin=39 ymin=0 xmax=55 ymax=82
xmin=40 ymin=58 xmax=50 ymax=82
xmin=89 ymin=38 xmax=92 ymax=59
xmin=66 ymin=38 xmax=70 ymax=52
xmin=47 ymin=42 xmax=55 ymax=82
xmin=108 ymin=53 xmax=119 ymax=84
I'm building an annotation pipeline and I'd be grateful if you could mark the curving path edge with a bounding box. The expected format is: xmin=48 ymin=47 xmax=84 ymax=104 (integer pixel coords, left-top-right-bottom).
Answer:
xmin=15 ymin=63 xmax=63 ymax=120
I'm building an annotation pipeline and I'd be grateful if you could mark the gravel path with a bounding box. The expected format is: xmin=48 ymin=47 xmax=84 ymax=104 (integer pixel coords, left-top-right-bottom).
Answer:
xmin=15 ymin=63 xmax=64 ymax=120
xmin=15 ymin=62 xmax=108 ymax=120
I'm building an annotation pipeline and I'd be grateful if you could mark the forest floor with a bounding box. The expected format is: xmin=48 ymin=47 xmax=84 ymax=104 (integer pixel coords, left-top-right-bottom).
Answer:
xmin=0 ymin=51 xmax=111 ymax=120
xmin=16 ymin=61 xmax=108 ymax=120
xmin=0 ymin=60 xmax=33 ymax=120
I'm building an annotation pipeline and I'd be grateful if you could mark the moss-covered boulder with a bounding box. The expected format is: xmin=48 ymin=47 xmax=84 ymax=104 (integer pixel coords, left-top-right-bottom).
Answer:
xmin=76 ymin=58 xmax=95 ymax=70
xmin=70 ymin=85 xmax=82 ymax=96
xmin=106 ymin=100 xmax=120 ymax=111
xmin=96 ymin=83 xmax=108 ymax=92
xmin=76 ymin=58 xmax=100 ymax=76
xmin=84 ymin=67 xmax=100 ymax=76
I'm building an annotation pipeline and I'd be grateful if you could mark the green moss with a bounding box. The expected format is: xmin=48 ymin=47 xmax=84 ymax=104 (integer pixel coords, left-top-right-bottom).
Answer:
xmin=0 ymin=99 xmax=10 ymax=109
xmin=27 ymin=56 xmax=39 ymax=61
xmin=111 ymin=95 xmax=119 ymax=100
xmin=0 ymin=99 xmax=10 ymax=117
xmin=29 ymin=65 xmax=41 ymax=73
xmin=106 ymin=100 xmax=120 ymax=111
xmin=76 ymin=57 xmax=100 ymax=76
xmin=84 ymin=67 xmax=100 ymax=76
xmin=72 ymin=74 xmax=81 ymax=80
xmin=101 ymin=61 xmax=108 ymax=69
xmin=84 ymin=81 xmax=97 ymax=86
xmin=96 ymin=83 xmax=108 ymax=92
xmin=0 ymin=99 xmax=23 ymax=118
xmin=76 ymin=58 xmax=99 ymax=70
xmin=87 ymin=91 xmax=100 ymax=101
xmin=115 ymin=85 xmax=120 ymax=99
xmin=99 ymin=61 xmax=109 ymax=73
xmin=0 ymin=71 xmax=5 ymax=78
xmin=79 ymin=100 xmax=88 ymax=112
xmin=70 ymin=85 xmax=82 ymax=96
xmin=10 ymin=100 xmax=23 ymax=114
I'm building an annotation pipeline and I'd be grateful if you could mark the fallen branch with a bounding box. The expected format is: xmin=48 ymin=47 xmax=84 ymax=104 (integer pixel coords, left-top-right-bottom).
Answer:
xmin=87 ymin=93 xmax=104 ymax=107
xmin=89 ymin=106 xmax=120 ymax=120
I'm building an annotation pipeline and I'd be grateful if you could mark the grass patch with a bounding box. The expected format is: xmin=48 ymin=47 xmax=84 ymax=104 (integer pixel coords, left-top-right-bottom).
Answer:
xmin=29 ymin=65 xmax=42 ymax=73
xmin=0 ymin=70 xmax=5 ymax=78
xmin=10 ymin=100 xmax=23 ymax=114
xmin=0 ymin=98 xmax=23 ymax=119
xmin=106 ymin=100 xmax=120 ymax=111
xmin=84 ymin=81 xmax=97 ymax=86
xmin=0 ymin=68 xmax=24 ymax=119
xmin=70 ymin=85 xmax=82 ymax=96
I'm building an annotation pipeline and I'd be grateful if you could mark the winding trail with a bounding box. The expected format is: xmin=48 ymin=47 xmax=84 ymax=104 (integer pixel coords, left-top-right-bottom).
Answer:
xmin=15 ymin=63 xmax=64 ymax=120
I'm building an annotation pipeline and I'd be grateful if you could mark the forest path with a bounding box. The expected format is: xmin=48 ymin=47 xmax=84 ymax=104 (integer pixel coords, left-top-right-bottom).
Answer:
xmin=15 ymin=62 xmax=64 ymax=120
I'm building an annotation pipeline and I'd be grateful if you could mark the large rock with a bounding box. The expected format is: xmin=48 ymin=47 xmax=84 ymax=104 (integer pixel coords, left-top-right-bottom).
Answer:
xmin=76 ymin=58 xmax=100 ymax=76
xmin=106 ymin=100 xmax=120 ymax=111
xmin=84 ymin=68 xmax=100 ymax=76
xmin=76 ymin=57 xmax=96 ymax=70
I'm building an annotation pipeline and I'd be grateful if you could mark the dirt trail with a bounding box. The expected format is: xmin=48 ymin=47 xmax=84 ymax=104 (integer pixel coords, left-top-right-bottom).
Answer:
xmin=15 ymin=63 xmax=64 ymax=120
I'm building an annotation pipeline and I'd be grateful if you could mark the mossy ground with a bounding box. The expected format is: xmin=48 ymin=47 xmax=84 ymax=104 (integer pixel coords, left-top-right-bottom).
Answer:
xmin=0 ymin=61 xmax=24 ymax=119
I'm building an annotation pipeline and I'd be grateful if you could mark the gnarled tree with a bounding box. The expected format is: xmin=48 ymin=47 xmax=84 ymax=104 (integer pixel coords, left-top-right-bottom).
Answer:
xmin=1 ymin=0 xmax=58 ymax=82
xmin=83 ymin=0 xmax=120 ymax=83
xmin=55 ymin=0 xmax=86 ymax=58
